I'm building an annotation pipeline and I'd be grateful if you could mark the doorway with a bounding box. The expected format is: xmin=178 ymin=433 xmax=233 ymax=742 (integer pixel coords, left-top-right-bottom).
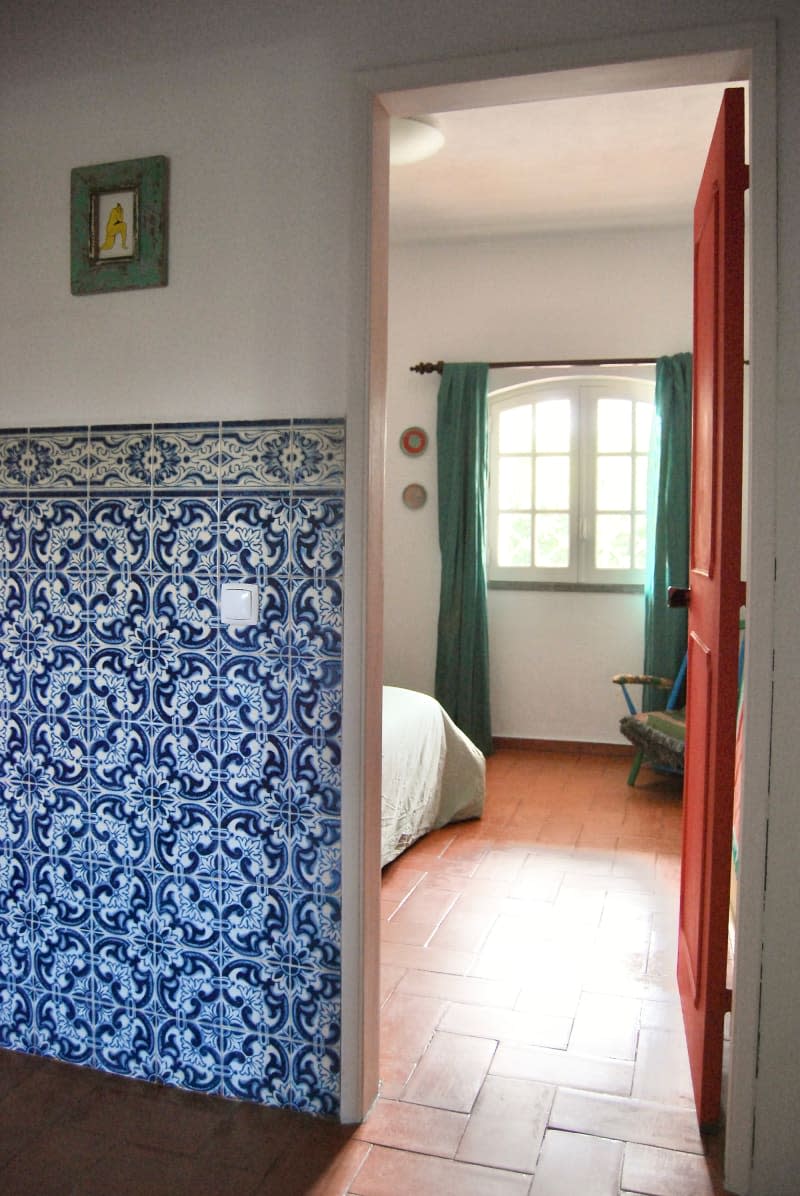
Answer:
xmin=353 ymin=30 xmax=777 ymax=1196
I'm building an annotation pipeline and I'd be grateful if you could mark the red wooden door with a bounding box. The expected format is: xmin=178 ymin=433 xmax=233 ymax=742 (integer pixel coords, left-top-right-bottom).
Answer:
xmin=678 ymin=86 xmax=747 ymax=1131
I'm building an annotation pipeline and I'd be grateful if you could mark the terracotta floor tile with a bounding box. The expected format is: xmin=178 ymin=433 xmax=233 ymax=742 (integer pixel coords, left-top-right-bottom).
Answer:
xmin=506 ymin=864 xmax=564 ymax=900
xmin=536 ymin=818 xmax=584 ymax=846
xmin=377 ymin=1052 xmax=419 ymax=1100
xmin=348 ymin=1144 xmax=532 ymax=1196
xmin=414 ymin=858 xmax=484 ymax=887
xmin=621 ymin=1141 xmax=720 ymax=1196
xmin=379 ymin=963 xmax=406 ymax=1005
xmin=471 ymin=937 xmax=586 ymax=987
xmin=379 ymin=991 xmax=447 ymax=1060
xmin=551 ymin=886 xmax=606 ymax=925
xmin=301 ymin=1138 xmax=374 ymax=1196
xmin=402 ymin=1031 xmax=496 ymax=1112
xmin=472 ymin=849 xmax=528 ymax=887
xmin=440 ymin=1000 xmax=572 ymax=1050
xmin=379 ymin=940 xmax=474 ymax=976
xmin=455 ymin=1074 xmax=554 ymax=1172
xmin=552 ymin=850 xmax=615 ymax=878
xmin=381 ymin=916 xmax=441 ymax=946
xmin=578 ymin=945 xmax=660 ymax=998
xmin=491 ymin=1042 xmax=633 ymax=1096
xmin=632 ymin=1028 xmax=695 ymax=1108
xmin=514 ymin=978 xmax=583 ymax=1019
xmin=577 ymin=828 xmax=621 ymax=850
xmin=354 ymin=1097 xmax=467 ymax=1156
xmin=380 ymin=864 xmax=425 ymax=902
xmin=426 ymin=905 xmax=497 ymax=953
xmin=550 ymin=1087 xmax=704 ymax=1154
xmin=396 ymin=967 xmax=520 ymax=1009
xmin=640 ymin=998 xmax=684 ymax=1032
xmin=528 ymin=1128 xmax=623 ymax=1196
xmin=389 ymin=883 xmax=460 ymax=926
xmin=568 ymin=992 xmax=642 ymax=1061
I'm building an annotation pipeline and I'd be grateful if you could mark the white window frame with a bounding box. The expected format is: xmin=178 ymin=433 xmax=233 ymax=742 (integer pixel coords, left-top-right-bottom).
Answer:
xmin=488 ymin=374 xmax=656 ymax=588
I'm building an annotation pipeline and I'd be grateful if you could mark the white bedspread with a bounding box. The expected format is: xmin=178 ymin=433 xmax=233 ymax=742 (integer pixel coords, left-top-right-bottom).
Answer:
xmin=381 ymin=686 xmax=485 ymax=867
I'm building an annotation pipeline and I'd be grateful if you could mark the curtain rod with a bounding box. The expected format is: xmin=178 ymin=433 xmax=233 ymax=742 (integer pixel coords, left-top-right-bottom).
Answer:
xmin=410 ymin=357 xmax=661 ymax=374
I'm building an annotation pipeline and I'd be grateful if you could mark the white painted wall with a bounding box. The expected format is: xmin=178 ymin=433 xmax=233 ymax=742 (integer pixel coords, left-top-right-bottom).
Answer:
xmin=0 ymin=41 xmax=357 ymax=426
xmin=385 ymin=228 xmax=692 ymax=742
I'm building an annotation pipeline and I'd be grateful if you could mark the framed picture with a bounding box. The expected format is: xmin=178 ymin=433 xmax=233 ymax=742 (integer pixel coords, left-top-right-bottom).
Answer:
xmin=71 ymin=155 xmax=168 ymax=295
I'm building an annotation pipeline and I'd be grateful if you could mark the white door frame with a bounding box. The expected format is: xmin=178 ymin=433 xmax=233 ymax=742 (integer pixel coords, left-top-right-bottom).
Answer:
xmin=345 ymin=21 xmax=776 ymax=1194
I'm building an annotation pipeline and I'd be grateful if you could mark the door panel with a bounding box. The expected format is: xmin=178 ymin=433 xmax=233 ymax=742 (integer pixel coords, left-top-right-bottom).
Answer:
xmin=678 ymin=86 xmax=746 ymax=1132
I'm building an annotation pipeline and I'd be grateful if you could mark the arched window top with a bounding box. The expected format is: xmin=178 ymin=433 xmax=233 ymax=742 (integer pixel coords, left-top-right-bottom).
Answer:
xmin=488 ymin=375 xmax=656 ymax=588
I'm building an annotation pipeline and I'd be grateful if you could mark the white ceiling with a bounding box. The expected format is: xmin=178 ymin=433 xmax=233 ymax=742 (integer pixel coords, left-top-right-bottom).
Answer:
xmin=389 ymin=81 xmax=736 ymax=242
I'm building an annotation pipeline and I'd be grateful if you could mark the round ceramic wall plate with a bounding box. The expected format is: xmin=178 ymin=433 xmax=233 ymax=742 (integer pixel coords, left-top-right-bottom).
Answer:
xmin=400 ymin=426 xmax=428 ymax=456
xmin=402 ymin=483 xmax=427 ymax=510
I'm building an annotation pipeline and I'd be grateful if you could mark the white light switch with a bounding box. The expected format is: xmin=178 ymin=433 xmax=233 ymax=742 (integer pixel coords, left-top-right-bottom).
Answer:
xmin=220 ymin=583 xmax=259 ymax=626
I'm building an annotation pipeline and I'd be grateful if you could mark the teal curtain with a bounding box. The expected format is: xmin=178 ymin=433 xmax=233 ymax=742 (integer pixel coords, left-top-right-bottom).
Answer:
xmin=434 ymin=363 xmax=493 ymax=755
xmin=643 ymin=352 xmax=692 ymax=711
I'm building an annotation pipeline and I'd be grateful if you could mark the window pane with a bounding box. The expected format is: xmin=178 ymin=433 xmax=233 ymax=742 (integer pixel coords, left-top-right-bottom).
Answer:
xmin=597 ymin=398 xmax=632 ymax=452
xmin=499 ymin=405 xmax=532 ymax=453
xmin=635 ymin=454 xmax=648 ymax=511
xmin=534 ymin=513 xmax=569 ymax=568
xmin=498 ymin=513 xmax=531 ymax=567
xmin=498 ymin=456 xmax=532 ymax=510
xmin=634 ymin=513 xmax=647 ymax=570
xmin=596 ymin=456 xmax=632 ymax=510
xmin=596 ymin=514 xmax=632 ymax=569
xmin=535 ymin=455 xmax=570 ymax=510
xmin=535 ymin=399 xmax=570 ymax=452
xmin=636 ymin=402 xmax=653 ymax=451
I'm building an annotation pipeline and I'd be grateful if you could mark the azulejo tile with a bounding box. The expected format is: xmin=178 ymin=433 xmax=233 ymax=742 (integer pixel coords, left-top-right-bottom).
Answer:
xmin=156 ymin=1016 xmax=224 ymax=1092
xmin=291 ymin=494 xmax=345 ymax=573
xmin=0 ymin=416 xmax=345 ymax=1116
xmin=27 ymin=431 xmax=90 ymax=491
xmin=220 ymin=495 xmax=291 ymax=577
xmin=151 ymin=496 xmax=218 ymax=574
xmin=0 ymin=499 xmax=27 ymax=568
xmin=220 ymin=423 xmax=293 ymax=488
xmin=292 ymin=422 xmax=345 ymax=487
xmin=89 ymin=496 xmax=150 ymax=573
xmin=88 ymin=427 xmax=155 ymax=489
xmin=152 ymin=425 xmax=220 ymax=489
xmin=0 ymin=433 xmax=31 ymax=491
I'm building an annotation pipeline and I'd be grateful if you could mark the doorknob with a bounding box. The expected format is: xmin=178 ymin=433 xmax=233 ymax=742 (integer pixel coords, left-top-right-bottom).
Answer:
xmin=667 ymin=586 xmax=691 ymax=608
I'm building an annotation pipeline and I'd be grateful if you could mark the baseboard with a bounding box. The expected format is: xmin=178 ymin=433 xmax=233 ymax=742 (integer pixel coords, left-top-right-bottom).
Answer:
xmin=492 ymin=736 xmax=631 ymax=757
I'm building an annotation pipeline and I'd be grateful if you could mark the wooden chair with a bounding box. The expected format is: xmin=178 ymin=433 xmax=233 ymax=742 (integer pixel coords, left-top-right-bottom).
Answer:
xmin=612 ymin=655 xmax=687 ymax=786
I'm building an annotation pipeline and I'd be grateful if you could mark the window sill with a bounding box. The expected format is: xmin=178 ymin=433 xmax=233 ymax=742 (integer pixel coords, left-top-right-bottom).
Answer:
xmin=488 ymin=581 xmax=644 ymax=594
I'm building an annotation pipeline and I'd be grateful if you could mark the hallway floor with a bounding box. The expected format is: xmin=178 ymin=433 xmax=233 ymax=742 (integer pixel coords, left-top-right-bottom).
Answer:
xmin=0 ymin=748 xmax=728 ymax=1194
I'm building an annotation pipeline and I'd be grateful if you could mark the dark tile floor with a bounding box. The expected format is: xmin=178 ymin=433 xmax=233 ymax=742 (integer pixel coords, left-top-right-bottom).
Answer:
xmin=0 ymin=749 xmax=729 ymax=1194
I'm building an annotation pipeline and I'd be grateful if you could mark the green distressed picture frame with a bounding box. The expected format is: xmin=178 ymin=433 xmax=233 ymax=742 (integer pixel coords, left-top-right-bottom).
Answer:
xmin=70 ymin=155 xmax=168 ymax=295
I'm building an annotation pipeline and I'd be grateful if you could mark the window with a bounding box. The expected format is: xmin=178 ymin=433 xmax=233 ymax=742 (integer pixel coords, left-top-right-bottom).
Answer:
xmin=488 ymin=376 xmax=655 ymax=587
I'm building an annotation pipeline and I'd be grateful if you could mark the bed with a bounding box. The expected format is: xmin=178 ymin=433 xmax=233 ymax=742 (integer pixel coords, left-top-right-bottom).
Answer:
xmin=381 ymin=685 xmax=486 ymax=866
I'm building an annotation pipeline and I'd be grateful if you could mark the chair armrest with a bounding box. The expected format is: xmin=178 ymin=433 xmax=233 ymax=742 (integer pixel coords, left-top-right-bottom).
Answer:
xmin=612 ymin=673 xmax=674 ymax=690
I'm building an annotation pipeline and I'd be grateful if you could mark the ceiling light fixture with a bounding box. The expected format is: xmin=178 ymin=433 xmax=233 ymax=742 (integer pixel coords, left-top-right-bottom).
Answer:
xmin=389 ymin=116 xmax=445 ymax=166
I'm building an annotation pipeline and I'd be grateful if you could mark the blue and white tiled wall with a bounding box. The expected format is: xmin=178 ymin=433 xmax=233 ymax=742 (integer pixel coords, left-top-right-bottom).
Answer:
xmin=0 ymin=419 xmax=344 ymax=1114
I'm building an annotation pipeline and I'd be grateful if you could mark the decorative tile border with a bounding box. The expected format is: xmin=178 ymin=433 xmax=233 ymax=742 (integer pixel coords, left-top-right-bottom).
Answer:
xmin=0 ymin=421 xmax=345 ymax=495
xmin=0 ymin=417 xmax=345 ymax=1115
